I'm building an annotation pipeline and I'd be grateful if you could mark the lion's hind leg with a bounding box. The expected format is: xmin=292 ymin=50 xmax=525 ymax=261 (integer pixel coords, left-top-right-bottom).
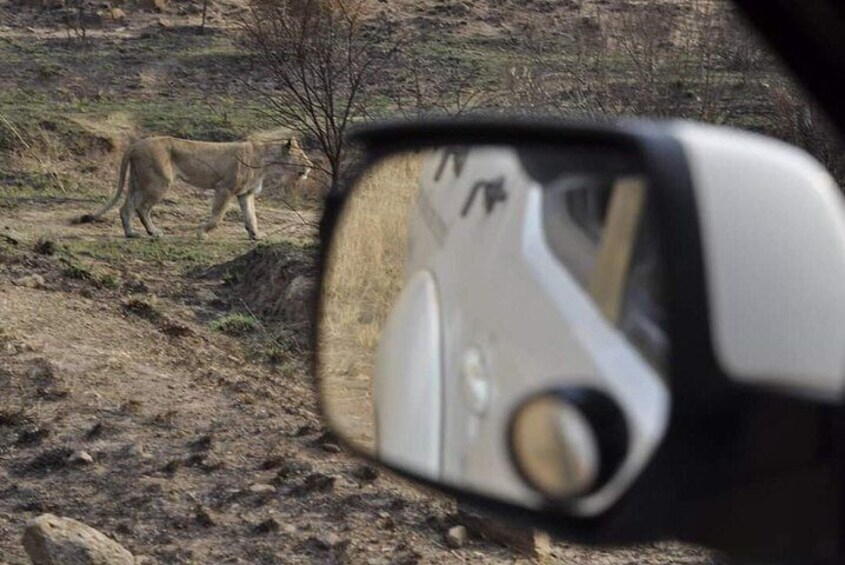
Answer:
xmin=132 ymin=167 xmax=169 ymax=238
xmin=136 ymin=186 xmax=165 ymax=238
xmin=137 ymin=201 xmax=163 ymax=238
xmin=120 ymin=177 xmax=142 ymax=239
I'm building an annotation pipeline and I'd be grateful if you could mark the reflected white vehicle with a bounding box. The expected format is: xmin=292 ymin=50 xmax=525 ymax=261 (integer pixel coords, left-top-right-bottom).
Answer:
xmin=375 ymin=143 xmax=671 ymax=514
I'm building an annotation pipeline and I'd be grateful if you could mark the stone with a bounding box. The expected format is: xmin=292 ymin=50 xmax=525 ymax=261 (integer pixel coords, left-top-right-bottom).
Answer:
xmin=457 ymin=506 xmax=551 ymax=558
xmin=291 ymin=473 xmax=335 ymax=495
xmin=107 ymin=7 xmax=126 ymax=21
xmin=195 ymin=505 xmax=218 ymax=527
xmin=350 ymin=464 xmax=379 ymax=483
xmin=22 ymin=514 xmax=134 ymax=565
xmin=445 ymin=525 xmax=467 ymax=549
xmin=311 ymin=532 xmax=344 ymax=550
xmin=67 ymin=450 xmax=94 ymax=465
xmin=254 ymin=517 xmax=280 ymax=534
xmin=248 ymin=483 xmax=276 ymax=494
xmin=260 ymin=455 xmax=285 ymax=470
xmin=123 ymin=443 xmax=152 ymax=460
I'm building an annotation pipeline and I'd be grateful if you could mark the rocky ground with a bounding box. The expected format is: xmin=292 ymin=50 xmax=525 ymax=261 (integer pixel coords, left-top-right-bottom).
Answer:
xmin=0 ymin=189 xmax=717 ymax=564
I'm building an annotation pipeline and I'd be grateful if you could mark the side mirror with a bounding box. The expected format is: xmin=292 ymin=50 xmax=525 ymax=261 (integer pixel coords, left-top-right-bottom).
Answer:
xmin=315 ymin=119 xmax=845 ymax=562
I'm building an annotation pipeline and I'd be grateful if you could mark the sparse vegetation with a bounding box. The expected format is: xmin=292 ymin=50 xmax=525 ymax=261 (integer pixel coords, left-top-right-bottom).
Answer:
xmin=210 ymin=312 xmax=260 ymax=336
xmin=60 ymin=258 xmax=93 ymax=281
xmin=98 ymin=272 xmax=120 ymax=289
xmin=33 ymin=238 xmax=56 ymax=256
xmin=66 ymin=238 xmax=256 ymax=272
xmin=122 ymin=298 xmax=162 ymax=322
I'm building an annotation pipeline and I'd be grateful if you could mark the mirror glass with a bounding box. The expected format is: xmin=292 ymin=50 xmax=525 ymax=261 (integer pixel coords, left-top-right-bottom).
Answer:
xmin=318 ymin=144 xmax=669 ymax=512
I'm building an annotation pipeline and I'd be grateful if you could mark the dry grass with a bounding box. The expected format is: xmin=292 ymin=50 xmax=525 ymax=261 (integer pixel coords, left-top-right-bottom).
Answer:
xmin=318 ymin=151 xmax=424 ymax=453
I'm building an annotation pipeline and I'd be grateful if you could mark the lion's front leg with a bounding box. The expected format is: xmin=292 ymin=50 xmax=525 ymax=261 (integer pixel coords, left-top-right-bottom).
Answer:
xmin=238 ymin=193 xmax=262 ymax=241
xmin=198 ymin=189 xmax=234 ymax=240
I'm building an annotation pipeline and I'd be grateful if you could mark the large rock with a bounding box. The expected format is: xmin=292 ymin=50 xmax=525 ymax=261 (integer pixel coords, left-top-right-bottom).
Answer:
xmin=22 ymin=514 xmax=134 ymax=565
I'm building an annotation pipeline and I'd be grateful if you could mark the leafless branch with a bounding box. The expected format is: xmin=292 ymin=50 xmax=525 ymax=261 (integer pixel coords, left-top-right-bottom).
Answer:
xmin=240 ymin=0 xmax=398 ymax=194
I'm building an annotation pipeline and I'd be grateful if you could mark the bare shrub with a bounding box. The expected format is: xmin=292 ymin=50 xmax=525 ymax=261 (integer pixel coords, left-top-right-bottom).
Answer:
xmin=500 ymin=0 xmax=844 ymax=183
xmin=390 ymin=47 xmax=499 ymax=119
xmin=64 ymin=0 xmax=89 ymax=43
xmin=201 ymin=0 xmax=210 ymax=33
xmin=762 ymin=81 xmax=845 ymax=182
xmin=240 ymin=0 xmax=400 ymax=194
xmin=504 ymin=0 xmax=743 ymax=119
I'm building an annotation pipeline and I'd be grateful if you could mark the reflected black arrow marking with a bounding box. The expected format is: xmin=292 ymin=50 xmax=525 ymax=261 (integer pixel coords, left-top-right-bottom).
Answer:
xmin=434 ymin=146 xmax=470 ymax=181
xmin=461 ymin=176 xmax=508 ymax=217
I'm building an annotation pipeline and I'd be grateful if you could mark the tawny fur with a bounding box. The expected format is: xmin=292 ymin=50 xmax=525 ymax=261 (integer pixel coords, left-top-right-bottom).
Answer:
xmin=78 ymin=136 xmax=312 ymax=240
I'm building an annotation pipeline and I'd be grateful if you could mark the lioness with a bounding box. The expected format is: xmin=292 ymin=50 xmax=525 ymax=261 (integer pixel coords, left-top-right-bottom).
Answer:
xmin=79 ymin=136 xmax=312 ymax=240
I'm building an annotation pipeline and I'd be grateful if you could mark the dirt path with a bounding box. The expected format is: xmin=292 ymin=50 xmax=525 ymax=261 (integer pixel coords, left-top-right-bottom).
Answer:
xmin=0 ymin=196 xmax=515 ymax=564
xmin=0 ymin=195 xmax=714 ymax=564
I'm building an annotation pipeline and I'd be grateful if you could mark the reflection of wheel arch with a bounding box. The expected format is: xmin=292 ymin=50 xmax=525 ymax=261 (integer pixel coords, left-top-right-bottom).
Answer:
xmin=374 ymin=270 xmax=444 ymax=479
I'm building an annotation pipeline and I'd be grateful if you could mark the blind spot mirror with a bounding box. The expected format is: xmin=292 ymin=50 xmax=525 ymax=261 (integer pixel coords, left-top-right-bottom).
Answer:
xmin=509 ymin=394 xmax=599 ymax=500
xmin=509 ymin=389 xmax=629 ymax=502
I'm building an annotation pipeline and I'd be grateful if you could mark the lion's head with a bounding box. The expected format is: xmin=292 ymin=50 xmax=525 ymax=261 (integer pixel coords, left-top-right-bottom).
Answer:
xmin=256 ymin=136 xmax=313 ymax=182
xmin=282 ymin=137 xmax=313 ymax=181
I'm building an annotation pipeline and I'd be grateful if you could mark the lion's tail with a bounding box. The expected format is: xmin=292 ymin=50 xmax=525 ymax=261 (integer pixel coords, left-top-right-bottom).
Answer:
xmin=76 ymin=149 xmax=131 ymax=224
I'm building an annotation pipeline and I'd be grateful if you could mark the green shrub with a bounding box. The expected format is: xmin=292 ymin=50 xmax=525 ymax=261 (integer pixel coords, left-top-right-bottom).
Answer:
xmin=61 ymin=261 xmax=93 ymax=281
xmin=210 ymin=313 xmax=259 ymax=336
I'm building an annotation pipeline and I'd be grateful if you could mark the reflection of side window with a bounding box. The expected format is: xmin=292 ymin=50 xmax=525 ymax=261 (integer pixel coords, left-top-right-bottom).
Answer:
xmin=565 ymin=182 xmax=612 ymax=243
xmin=543 ymin=175 xmax=668 ymax=376
xmin=543 ymin=176 xmax=611 ymax=288
xmin=618 ymin=211 xmax=668 ymax=373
